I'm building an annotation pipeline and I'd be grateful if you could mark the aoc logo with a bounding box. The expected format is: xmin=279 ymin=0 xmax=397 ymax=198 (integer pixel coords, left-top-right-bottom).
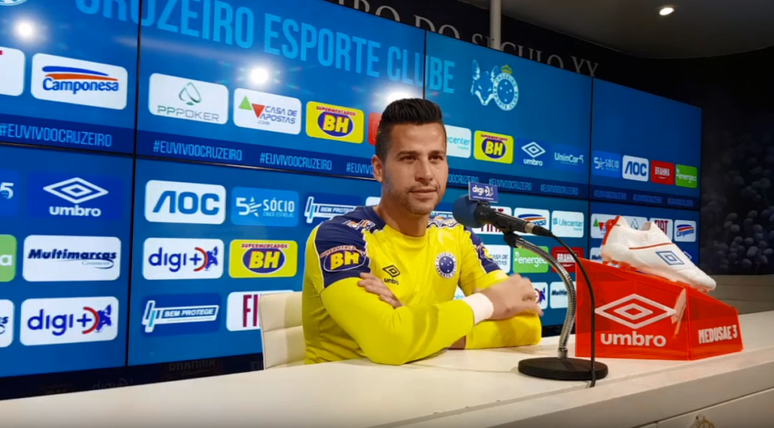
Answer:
xmin=321 ymin=245 xmax=366 ymax=272
xmin=229 ymin=240 xmax=297 ymax=278
xmin=474 ymin=131 xmax=513 ymax=164
xmin=32 ymin=54 xmax=127 ymax=110
xmin=435 ymin=252 xmax=457 ymax=279
xmin=306 ymin=102 xmax=364 ymax=144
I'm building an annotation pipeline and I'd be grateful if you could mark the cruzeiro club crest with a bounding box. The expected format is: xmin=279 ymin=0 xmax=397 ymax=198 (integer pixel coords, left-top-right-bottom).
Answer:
xmin=471 ymin=60 xmax=519 ymax=111
xmin=0 ymin=0 xmax=29 ymax=6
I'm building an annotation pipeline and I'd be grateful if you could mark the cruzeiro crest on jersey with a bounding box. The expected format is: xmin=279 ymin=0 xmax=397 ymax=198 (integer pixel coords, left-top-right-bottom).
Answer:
xmin=471 ymin=60 xmax=519 ymax=111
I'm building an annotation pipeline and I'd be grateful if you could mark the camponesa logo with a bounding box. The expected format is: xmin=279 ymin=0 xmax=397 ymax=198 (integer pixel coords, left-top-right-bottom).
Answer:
xmin=141 ymin=293 xmax=220 ymax=336
xmin=649 ymin=218 xmax=674 ymax=240
xmin=143 ymin=238 xmax=224 ymax=280
xmin=474 ymin=131 xmax=513 ymax=164
xmin=551 ymin=247 xmax=584 ymax=274
xmin=226 ymin=290 xmax=293 ymax=332
xmin=234 ymin=88 xmax=301 ymax=134
xmin=305 ymin=101 xmax=364 ymax=144
xmin=231 ymin=187 xmax=298 ymax=228
xmin=513 ymin=208 xmax=550 ymax=229
xmin=674 ymin=220 xmax=697 ymax=243
xmin=551 ymin=211 xmax=585 ymax=238
xmin=591 ymin=150 xmax=622 ymax=178
xmin=229 ymin=240 xmax=298 ymax=279
xmin=0 ymin=300 xmax=14 ymax=348
xmin=31 ymin=54 xmax=127 ymax=110
xmin=22 ymin=235 xmax=121 ymax=282
xmin=304 ymin=193 xmax=360 ymax=226
xmin=29 ymin=174 xmax=122 ymax=220
xmin=591 ymin=213 xmax=618 ymax=240
xmin=0 ymin=47 xmax=25 ymax=97
xmin=552 ymin=144 xmax=586 ymax=171
xmin=651 ymin=160 xmax=675 ymax=185
xmin=519 ymin=140 xmax=547 ymax=167
xmin=145 ymin=180 xmax=226 ymax=225
xmin=20 ymin=297 xmax=119 ymax=346
xmin=149 ymin=74 xmax=229 ymax=124
xmin=675 ymin=165 xmax=698 ymax=189
xmin=445 ymin=125 xmax=472 ymax=158
xmin=622 ymin=155 xmax=650 ymax=182
xmin=473 ymin=206 xmax=512 ymax=235
xmin=596 ymin=294 xmax=676 ymax=348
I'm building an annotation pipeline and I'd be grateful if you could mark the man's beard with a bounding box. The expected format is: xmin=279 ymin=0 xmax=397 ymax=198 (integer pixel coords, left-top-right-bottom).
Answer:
xmin=383 ymin=181 xmax=439 ymax=216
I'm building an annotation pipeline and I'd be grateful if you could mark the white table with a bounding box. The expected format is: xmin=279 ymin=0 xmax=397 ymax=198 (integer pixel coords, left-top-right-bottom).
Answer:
xmin=3 ymin=311 xmax=773 ymax=428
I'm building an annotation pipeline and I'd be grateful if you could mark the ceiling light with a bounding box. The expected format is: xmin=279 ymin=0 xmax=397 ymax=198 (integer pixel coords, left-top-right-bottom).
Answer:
xmin=16 ymin=21 xmax=35 ymax=38
xmin=250 ymin=67 xmax=269 ymax=84
xmin=659 ymin=6 xmax=675 ymax=16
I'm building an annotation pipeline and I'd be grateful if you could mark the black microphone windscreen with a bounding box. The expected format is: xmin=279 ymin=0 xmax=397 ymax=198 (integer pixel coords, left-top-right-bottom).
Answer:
xmin=452 ymin=195 xmax=483 ymax=228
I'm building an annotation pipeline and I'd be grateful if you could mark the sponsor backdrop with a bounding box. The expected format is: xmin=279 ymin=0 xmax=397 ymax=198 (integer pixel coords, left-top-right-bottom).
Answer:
xmin=0 ymin=0 xmax=700 ymax=383
xmin=0 ymin=145 xmax=133 ymax=377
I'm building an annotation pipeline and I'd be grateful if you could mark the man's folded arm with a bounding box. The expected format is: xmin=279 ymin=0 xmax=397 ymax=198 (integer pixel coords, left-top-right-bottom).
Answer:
xmin=321 ymin=279 xmax=492 ymax=365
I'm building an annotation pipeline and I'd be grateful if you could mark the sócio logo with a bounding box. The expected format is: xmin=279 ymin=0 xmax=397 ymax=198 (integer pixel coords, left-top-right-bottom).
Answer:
xmin=229 ymin=240 xmax=298 ymax=278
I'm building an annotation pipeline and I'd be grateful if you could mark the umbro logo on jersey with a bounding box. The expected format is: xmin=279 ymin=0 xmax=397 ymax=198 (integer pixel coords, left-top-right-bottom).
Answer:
xmin=382 ymin=265 xmax=400 ymax=285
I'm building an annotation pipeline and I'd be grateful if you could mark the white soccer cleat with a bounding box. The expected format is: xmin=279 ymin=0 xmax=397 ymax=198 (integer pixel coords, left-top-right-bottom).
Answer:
xmin=600 ymin=216 xmax=716 ymax=292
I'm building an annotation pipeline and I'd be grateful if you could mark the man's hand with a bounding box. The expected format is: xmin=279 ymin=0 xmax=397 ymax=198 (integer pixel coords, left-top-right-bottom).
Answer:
xmin=479 ymin=274 xmax=544 ymax=320
xmin=358 ymin=272 xmax=402 ymax=309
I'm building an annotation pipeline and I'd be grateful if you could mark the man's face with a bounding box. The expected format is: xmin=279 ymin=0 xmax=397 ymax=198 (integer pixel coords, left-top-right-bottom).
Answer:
xmin=373 ymin=123 xmax=448 ymax=216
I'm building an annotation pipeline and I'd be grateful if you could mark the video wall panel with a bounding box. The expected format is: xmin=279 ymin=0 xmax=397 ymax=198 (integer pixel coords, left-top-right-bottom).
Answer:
xmin=0 ymin=0 xmax=703 ymax=379
xmin=590 ymin=80 xmax=702 ymax=209
xmin=0 ymin=145 xmax=132 ymax=377
xmin=425 ymin=32 xmax=592 ymax=198
xmin=0 ymin=0 xmax=138 ymax=154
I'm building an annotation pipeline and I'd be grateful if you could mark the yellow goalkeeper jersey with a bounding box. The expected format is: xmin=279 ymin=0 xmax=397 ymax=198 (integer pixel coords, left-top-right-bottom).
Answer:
xmin=302 ymin=206 xmax=541 ymax=365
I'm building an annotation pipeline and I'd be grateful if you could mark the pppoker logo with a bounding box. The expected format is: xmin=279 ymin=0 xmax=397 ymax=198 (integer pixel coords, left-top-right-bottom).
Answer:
xmin=305 ymin=102 xmax=364 ymax=144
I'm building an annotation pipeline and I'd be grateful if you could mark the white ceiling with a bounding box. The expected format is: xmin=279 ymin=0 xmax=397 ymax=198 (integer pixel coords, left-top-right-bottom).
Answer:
xmin=460 ymin=0 xmax=774 ymax=58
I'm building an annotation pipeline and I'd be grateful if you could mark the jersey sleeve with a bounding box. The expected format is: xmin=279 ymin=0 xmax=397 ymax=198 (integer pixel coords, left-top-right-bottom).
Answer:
xmin=457 ymin=227 xmax=508 ymax=295
xmin=463 ymin=315 xmax=542 ymax=349
xmin=305 ymin=222 xmax=478 ymax=365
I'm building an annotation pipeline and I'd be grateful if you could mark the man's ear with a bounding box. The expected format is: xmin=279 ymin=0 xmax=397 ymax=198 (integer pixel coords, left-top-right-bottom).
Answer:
xmin=372 ymin=155 xmax=384 ymax=183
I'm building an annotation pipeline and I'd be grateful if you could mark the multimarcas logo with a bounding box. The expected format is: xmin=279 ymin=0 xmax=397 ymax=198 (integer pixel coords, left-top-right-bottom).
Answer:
xmin=595 ymin=294 xmax=676 ymax=348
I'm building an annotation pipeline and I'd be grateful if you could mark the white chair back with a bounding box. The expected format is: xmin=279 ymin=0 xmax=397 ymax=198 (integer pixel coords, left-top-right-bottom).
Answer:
xmin=258 ymin=291 xmax=305 ymax=369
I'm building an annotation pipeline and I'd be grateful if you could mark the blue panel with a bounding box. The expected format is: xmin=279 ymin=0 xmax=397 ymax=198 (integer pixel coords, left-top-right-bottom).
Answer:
xmin=127 ymin=0 xmax=424 ymax=177
xmin=589 ymin=201 xmax=701 ymax=266
xmin=425 ymin=32 xmax=593 ymax=198
xmin=0 ymin=145 xmax=132 ymax=377
xmin=0 ymin=0 xmax=137 ymax=154
xmin=590 ymin=80 xmax=702 ymax=209
xmin=129 ymin=159 xmax=382 ymax=365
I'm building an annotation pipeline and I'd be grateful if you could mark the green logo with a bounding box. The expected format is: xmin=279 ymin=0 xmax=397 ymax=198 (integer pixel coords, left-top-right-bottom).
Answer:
xmin=675 ymin=165 xmax=698 ymax=188
xmin=0 ymin=235 xmax=16 ymax=282
xmin=512 ymin=246 xmax=550 ymax=274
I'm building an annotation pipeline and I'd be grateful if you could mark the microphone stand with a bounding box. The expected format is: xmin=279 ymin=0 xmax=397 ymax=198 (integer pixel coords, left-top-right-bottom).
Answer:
xmin=503 ymin=232 xmax=608 ymax=382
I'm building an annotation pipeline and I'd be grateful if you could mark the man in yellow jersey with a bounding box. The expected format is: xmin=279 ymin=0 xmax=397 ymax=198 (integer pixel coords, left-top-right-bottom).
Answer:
xmin=302 ymin=98 xmax=543 ymax=365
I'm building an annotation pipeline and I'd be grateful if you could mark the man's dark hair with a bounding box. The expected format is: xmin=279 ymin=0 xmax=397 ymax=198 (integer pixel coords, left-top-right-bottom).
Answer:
xmin=375 ymin=98 xmax=445 ymax=161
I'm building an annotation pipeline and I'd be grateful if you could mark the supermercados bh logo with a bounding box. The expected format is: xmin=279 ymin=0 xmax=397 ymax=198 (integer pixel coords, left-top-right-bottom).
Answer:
xmin=20 ymin=297 xmax=119 ymax=346
xmin=229 ymin=240 xmax=297 ymax=279
xmin=305 ymin=101 xmax=364 ymax=144
xmin=141 ymin=293 xmax=220 ymax=337
xmin=304 ymin=193 xmax=360 ymax=226
xmin=234 ymin=88 xmax=301 ymax=135
xmin=471 ymin=61 xmax=518 ymax=111
xmin=23 ymin=235 xmax=121 ymax=282
xmin=674 ymin=220 xmax=697 ymax=243
xmin=321 ymin=245 xmax=367 ymax=272
xmin=474 ymin=131 xmax=513 ymax=164
xmin=149 ymin=73 xmax=228 ymax=125
xmin=551 ymin=144 xmax=586 ymax=171
xmin=143 ymin=238 xmax=224 ymax=280
xmin=596 ymin=294 xmax=676 ymax=348
xmin=517 ymin=139 xmax=548 ymax=167
xmin=513 ymin=208 xmax=550 ymax=228
xmin=31 ymin=54 xmax=127 ymax=110
xmin=28 ymin=174 xmax=122 ymax=220
xmin=551 ymin=211 xmax=585 ymax=238
xmin=231 ymin=187 xmax=298 ymax=228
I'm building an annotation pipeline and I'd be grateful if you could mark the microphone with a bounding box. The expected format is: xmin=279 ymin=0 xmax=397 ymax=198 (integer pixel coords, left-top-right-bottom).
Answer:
xmin=452 ymin=195 xmax=553 ymax=237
